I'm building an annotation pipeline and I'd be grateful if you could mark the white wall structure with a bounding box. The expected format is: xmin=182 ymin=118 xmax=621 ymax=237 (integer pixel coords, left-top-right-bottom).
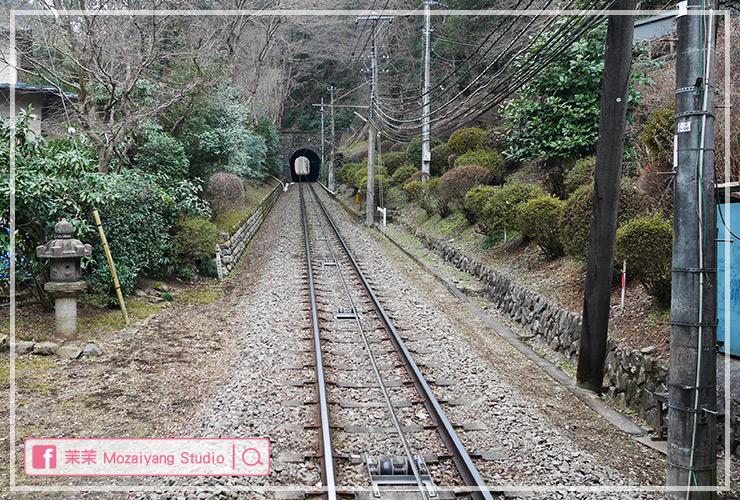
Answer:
xmin=0 ymin=44 xmax=17 ymax=84
xmin=0 ymin=87 xmax=44 ymax=135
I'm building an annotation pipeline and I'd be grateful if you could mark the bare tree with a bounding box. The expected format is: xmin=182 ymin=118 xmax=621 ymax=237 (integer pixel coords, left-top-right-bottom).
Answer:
xmin=8 ymin=0 xmax=223 ymax=173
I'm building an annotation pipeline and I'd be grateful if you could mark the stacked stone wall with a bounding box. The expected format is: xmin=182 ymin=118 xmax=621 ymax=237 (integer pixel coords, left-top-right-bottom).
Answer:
xmin=400 ymin=222 xmax=739 ymax=455
xmin=218 ymin=185 xmax=281 ymax=275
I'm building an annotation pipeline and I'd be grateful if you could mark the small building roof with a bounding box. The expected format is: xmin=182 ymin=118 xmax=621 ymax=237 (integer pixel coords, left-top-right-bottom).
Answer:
xmin=0 ymin=82 xmax=77 ymax=98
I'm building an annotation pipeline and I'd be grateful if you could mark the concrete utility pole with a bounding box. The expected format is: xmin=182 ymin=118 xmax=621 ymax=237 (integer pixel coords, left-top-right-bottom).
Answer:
xmin=421 ymin=0 xmax=432 ymax=178
xmin=576 ymin=0 xmax=636 ymax=392
xmin=667 ymin=0 xmax=718 ymax=497
xmin=311 ymin=99 xmax=327 ymax=183
xmin=327 ymin=86 xmax=343 ymax=192
xmin=357 ymin=15 xmax=392 ymax=226
xmin=321 ymin=97 xmax=326 ymax=181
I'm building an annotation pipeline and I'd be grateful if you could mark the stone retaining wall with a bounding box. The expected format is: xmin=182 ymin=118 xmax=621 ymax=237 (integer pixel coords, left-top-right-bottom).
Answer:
xmin=401 ymin=222 xmax=738 ymax=454
xmin=218 ymin=185 xmax=281 ymax=275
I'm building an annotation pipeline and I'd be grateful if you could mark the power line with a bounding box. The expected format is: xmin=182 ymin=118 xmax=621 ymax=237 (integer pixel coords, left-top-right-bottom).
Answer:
xmin=371 ymin=2 xmax=611 ymax=139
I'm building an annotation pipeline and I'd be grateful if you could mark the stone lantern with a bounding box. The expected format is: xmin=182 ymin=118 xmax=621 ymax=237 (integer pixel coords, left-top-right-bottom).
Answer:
xmin=36 ymin=219 xmax=92 ymax=339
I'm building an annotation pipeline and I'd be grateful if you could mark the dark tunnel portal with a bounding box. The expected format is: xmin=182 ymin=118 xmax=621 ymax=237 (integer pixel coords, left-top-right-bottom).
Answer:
xmin=290 ymin=148 xmax=321 ymax=182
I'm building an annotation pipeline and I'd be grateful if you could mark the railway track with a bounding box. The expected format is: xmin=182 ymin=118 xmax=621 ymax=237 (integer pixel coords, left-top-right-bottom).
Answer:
xmin=299 ymin=181 xmax=495 ymax=500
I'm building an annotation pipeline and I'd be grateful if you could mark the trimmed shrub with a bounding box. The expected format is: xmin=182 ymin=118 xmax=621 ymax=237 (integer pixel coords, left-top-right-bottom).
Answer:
xmin=392 ymin=164 xmax=418 ymax=185
xmin=481 ymin=182 xmax=544 ymax=235
xmin=404 ymin=180 xmax=425 ymax=203
xmin=134 ymin=121 xmax=189 ymax=180
xmin=403 ymin=179 xmax=440 ymax=215
xmin=172 ymin=216 xmax=220 ymax=267
xmin=483 ymin=127 xmax=508 ymax=152
xmin=438 ymin=165 xmax=491 ymax=213
xmin=390 ymin=142 xmax=405 ymax=152
xmin=407 ymin=171 xmax=426 ymax=184
xmin=380 ymin=140 xmax=394 ymax=154
xmin=564 ymin=156 xmax=596 ymax=195
xmin=406 ymin=136 xmax=443 ymax=167
xmin=560 ymin=180 xmax=651 ymax=259
xmin=615 ymin=214 xmax=673 ymax=306
xmin=638 ymin=160 xmax=673 ymax=212
xmin=640 ymin=102 xmax=675 ymax=163
xmin=381 ymin=151 xmax=407 ymax=175
xmin=206 ymin=172 xmax=245 ymax=218
xmin=516 ymin=195 xmax=566 ymax=258
xmin=448 ymin=127 xmax=486 ymax=155
xmin=338 ymin=162 xmax=359 ymax=184
xmin=464 ymin=185 xmax=497 ymax=224
xmin=428 ymin=177 xmax=453 ymax=216
xmin=454 ymin=149 xmax=506 ymax=184
xmin=430 ymin=143 xmax=451 ymax=176
xmin=348 ymin=161 xmax=368 ymax=192
xmin=357 ymin=167 xmax=388 ymax=197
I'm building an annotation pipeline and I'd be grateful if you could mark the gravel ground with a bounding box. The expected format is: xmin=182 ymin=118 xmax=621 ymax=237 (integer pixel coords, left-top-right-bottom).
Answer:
xmin=123 ymin=186 xmax=323 ymax=499
xmin=8 ymin=183 xmax=674 ymax=499
xmin=310 ymin=187 xmax=667 ymax=500
xmin=303 ymin=184 xmax=463 ymax=493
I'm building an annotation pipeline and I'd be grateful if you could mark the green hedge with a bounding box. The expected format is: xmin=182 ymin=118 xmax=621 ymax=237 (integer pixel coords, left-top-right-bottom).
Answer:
xmin=615 ymin=214 xmax=673 ymax=306
xmin=430 ymin=143 xmax=452 ymax=177
xmin=564 ymin=156 xmax=596 ymax=195
xmin=381 ymin=151 xmax=407 ymax=175
xmin=640 ymin=102 xmax=675 ymax=163
xmin=516 ymin=195 xmax=566 ymax=258
xmin=438 ymin=165 xmax=491 ymax=214
xmin=560 ymin=180 xmax=651 ymax=259
xmin=448 ymin=127 xmax=486 ymax=155
xmin=392 ymin=164 xmax=418 ymax=185
xmin=172 ymin=216 xmax=220 ymax=268
xmin=464 ymin=185 xmax=497 ymax=224
xmin=464 ymin=181 xmax=542 ymax=235
xmin=454 ymin=149 xmax=505 ymax=184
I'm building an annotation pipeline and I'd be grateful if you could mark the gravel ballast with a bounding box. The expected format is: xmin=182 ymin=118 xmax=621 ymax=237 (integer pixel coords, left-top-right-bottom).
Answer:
xmin=124 ymin=184 xmax=665 ymax=499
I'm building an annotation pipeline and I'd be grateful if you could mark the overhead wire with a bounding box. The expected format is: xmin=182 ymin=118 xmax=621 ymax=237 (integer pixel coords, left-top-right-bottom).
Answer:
xmin=429 ymin=5 xmax=610 ymax=134
xmin=371 ymin=0 xmax=612 ymax=140
xmin=374 ymin=0 xmax=599 ymax=121
xmin=376 ymin=0 xmax=545 ymax=111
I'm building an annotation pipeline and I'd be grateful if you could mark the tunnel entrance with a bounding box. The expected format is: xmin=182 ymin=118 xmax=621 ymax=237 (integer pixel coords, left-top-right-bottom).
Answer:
xmin=290 ymin=148 xmax=321 ymax=182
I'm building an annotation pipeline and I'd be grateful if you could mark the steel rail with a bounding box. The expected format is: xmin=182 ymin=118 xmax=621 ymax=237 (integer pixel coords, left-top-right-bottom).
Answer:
xmin=299 ymin=182 xmax=338 ymax=500
xmin=308 ymin=184 xmax=496 ymax=500
xmin=305 ymin=184 xmax=429 ymax=500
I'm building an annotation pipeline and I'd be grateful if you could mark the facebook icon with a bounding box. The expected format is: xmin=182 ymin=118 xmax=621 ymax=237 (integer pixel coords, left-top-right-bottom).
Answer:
xmin=32 ymin=446 xmax=56 ymax=469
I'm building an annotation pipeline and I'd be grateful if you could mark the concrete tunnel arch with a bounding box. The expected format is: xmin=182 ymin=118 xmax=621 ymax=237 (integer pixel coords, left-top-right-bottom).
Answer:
xmin=289 ymin=148 xmax=321 ymax=182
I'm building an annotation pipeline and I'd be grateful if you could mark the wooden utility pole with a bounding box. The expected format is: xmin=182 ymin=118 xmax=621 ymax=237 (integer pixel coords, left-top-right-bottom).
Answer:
xmin=667 ymin=0 xmax=718 ymax=497
xmin=576 ymin=0 xmax=636 ymax=391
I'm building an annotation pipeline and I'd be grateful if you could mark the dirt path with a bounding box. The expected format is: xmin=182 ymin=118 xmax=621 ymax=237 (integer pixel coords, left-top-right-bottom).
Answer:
xmin=0 ymin=191 xmax=288 ymax=499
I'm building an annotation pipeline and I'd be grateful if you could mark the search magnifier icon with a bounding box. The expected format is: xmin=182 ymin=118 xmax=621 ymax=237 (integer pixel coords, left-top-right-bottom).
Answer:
xmin=241 ymin=448 xmax=264 ymax=467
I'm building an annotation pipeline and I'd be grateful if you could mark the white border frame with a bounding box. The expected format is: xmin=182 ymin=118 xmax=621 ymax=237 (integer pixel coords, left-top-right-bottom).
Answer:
xmin=6 ymin=7 xmax=733 ymax=496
